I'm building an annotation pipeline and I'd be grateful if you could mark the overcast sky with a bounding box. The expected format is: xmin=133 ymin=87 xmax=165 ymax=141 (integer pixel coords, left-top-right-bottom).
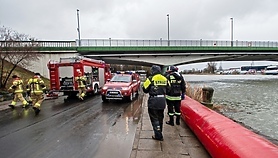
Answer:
xmin=1 ymin=0 xmax=278 ymax=69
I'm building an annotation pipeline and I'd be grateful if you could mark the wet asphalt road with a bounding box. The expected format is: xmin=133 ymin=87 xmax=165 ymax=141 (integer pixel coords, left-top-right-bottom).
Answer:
xmin=0 ymin=94 xmax=143 ymax=158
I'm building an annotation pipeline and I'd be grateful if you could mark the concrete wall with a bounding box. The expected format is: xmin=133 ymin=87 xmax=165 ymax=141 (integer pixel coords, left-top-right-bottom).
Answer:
xmin=28 ymin=53 xmax=79 ymax=78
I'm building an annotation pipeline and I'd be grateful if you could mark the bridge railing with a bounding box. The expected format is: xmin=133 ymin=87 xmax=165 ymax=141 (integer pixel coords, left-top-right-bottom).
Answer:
xmin=81 ymin=39 xmax=278 ymax=47
xmin=0 ymin=40 xmax=76 ymax=47
xmin=1 ymin=39 xmax=278 ymax=47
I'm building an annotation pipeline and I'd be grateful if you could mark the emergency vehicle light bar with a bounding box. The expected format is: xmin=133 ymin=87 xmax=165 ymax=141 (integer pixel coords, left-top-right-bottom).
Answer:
xmin=116 ymin=71 xmax=133 ymax=74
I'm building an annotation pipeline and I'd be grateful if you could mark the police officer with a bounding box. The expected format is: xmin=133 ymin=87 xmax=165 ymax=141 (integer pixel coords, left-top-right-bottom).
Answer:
xmin=26 ymin=73 xmax=47 ymax=115
xmin=8 ymin=75 xmax=29 ymax=109
xmin=75 ymin=71 xmax=87 ymax=100
xmin=165 ymin=66 xmax=186 ymax=126
xmin=142 ymin=65 xmax=169 ymax=141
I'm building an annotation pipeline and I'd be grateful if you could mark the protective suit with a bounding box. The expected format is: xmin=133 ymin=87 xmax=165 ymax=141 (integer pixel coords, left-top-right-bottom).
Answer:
xmin=8 ymin=75 xmax=29 ymax=109
xmin=165 ymin=66 xmax=186 ymax=126
xmin=75 ymin=72 xmax=87 ymax=100
xmin=26 ymin=73 xmax=47 ymax=115
xmin=142 ymin=65 xmax=169 ymax=141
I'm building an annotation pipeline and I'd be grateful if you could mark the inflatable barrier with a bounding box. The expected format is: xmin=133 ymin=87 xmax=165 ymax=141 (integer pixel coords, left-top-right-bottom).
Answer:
xmin=180 ymin=96 xmax=278 ymax=158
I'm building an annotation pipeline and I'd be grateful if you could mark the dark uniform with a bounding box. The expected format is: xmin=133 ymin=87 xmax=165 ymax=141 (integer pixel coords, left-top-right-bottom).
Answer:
xmin=165 ymin=66 xmax=186 ymax=126
xmin=142 ymin=65 xmax=169 ymax=141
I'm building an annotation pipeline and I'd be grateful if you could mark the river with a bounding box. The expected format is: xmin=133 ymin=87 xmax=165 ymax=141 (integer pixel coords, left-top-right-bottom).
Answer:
xmin=183 ymin=74 xmax=278 ymax=144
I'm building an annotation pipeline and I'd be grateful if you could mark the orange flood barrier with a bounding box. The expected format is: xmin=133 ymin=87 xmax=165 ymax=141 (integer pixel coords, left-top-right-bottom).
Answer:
xmin=180 ymin=96 xmax=278 ymax=158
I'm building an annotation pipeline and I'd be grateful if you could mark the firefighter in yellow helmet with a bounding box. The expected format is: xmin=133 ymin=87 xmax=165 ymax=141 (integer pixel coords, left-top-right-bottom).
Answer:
xmin=26 ymin=73 xmax=47 ymax=115
xmin=8 ymin=75 xmax=29 ymax=109
xmin=75 ymin=71 xmax=87 ymax=100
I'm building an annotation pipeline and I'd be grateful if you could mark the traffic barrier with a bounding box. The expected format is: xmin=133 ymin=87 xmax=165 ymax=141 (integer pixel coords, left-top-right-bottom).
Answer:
xmin=180 ymin=96 xmax=278 ymax=158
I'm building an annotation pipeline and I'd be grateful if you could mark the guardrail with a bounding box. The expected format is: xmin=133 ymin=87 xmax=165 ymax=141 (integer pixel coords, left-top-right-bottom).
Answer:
xmin=1 ymin=39 xmax=278 ymax=47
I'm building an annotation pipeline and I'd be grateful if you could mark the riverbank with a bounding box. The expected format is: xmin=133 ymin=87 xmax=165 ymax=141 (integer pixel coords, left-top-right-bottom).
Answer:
xmin=183 ymin=74 xmax=278 ymax=144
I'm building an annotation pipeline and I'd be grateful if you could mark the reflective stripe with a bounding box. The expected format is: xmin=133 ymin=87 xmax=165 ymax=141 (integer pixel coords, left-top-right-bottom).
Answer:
xmin=156 ymin=95 xmax=165 ymax=97
xmin=175 ymin=112 xmax=181 ymax=116
xmin=150 ymin=95 xmax=165 ymax=98
xmin=166 ymin=95 xmax=181 ymax=100
xmin=168 ymin=113 xmax=175 ymax=116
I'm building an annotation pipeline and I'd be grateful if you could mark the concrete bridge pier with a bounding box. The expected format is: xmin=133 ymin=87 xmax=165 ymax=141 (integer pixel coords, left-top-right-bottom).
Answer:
xmin=28 ymin=53 xmax=78 ymax=78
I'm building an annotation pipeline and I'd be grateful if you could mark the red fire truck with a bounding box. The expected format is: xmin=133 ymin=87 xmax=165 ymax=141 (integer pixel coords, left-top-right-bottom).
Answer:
xmin=47 ymin=56 xmax=112 ymax=100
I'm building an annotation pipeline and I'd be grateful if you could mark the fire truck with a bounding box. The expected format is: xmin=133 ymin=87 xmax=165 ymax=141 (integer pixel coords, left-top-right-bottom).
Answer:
xmin=47 ymin=56 xmax=112 ymax=100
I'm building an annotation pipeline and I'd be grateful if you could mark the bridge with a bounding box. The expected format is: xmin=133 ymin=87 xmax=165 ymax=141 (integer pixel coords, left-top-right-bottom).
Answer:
xmin=2 ymin=39 xmax=278 ymax=77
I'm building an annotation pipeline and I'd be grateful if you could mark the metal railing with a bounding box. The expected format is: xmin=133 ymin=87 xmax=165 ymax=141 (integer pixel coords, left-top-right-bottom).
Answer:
xmin=79 ymin=39 xmax=278 ymax=47
xmin=1 ymin=39 xmax=278 ymax=47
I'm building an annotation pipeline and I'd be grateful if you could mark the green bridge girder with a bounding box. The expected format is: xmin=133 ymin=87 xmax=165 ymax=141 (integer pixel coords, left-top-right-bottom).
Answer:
xmin=38 ymin=46 xmax=278 ymax=54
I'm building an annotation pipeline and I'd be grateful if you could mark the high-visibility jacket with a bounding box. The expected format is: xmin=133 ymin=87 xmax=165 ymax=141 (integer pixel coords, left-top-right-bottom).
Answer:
xmin=9 ymin=77 xmax=24 ymax=93
xmin=75 ymin=76 xmax=87 ymax=88
xmin=165 ymin=72 xmax=186 ymax=101
xmin=26 ymin=77 xmax=46 ymax=94
xmin=142 ymin=74 xmax=169 ymax=109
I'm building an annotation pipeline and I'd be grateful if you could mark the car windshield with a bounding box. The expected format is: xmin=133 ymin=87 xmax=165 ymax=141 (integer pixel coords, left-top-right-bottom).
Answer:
xmin=110 ymin=75 xmax=131 ymax=83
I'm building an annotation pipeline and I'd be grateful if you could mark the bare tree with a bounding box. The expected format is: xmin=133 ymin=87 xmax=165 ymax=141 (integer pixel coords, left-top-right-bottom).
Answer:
xmin=206 ymin=62 xmax=217 ymax=74
xmin=0 ymin=25 xmax=42 ymax=90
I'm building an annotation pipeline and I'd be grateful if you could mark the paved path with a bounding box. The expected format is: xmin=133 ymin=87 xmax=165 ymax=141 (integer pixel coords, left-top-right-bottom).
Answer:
xmin=130 ymin=95 xmax=211 ymax=158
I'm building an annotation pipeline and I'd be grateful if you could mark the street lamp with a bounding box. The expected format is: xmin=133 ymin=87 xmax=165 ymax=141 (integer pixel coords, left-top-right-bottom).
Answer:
xmin=167 ymin=14 xmax=170 ymax=46
xmin=230 ymin=17 xmax=233 ymax=47
xmin=77 ymin=9 xmax=81 ymax=47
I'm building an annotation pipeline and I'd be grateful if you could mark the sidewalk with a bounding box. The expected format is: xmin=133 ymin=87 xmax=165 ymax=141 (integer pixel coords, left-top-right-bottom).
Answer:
xmin=130 ymin=95 xmax=211 ymax=158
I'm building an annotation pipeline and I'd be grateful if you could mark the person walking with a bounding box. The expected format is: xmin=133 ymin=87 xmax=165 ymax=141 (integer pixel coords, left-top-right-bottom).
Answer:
xmin=142 ymin=65 xmax=169 ymax=141
xmin=8 ymin=75 xmax=29 ymax=109
xmin=26 ymin=73 xmax=47 ymax=115
xmin=75 ymin=71 xmax=87 ymax=100
xmin=165 ymin=65 xmax=186 ymax=126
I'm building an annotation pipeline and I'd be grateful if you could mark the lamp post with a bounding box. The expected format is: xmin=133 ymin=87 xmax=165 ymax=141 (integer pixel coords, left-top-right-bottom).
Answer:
xmin=230 ymin=17 xmax=233 ymax=47
xmin=167 ymin=14 xmax=170 ymax=46
xmin=77 ymin=9 xmax=81 ymax=47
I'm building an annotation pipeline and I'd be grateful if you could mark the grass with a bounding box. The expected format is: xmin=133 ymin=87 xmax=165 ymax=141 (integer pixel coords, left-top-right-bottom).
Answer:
xmin=185 ymin=82 xmax=203 ymax=102
xmin=0 ymin=62 xmax=50 ymax=101
xmin=186 ymin=82 xmax=225 ymax=111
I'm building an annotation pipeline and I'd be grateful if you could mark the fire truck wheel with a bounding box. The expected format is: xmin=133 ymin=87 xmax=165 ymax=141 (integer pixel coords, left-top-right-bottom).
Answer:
xmin=64 ymin=98 xmax=69 ymax=102
xmin=94 ymin=84 xmax=99 ymax=94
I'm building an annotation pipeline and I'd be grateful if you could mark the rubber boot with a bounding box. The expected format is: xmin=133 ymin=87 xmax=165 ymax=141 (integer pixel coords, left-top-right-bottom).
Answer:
xmin=166 ymin=116 xmax=174 ymax=126
xmin=8 ymin=105 xmax=15 ymax=109
xmin=33 ymin=107 xmax=40 ymax=115
xmin=176 ymin=115 xmax=181 ymax=125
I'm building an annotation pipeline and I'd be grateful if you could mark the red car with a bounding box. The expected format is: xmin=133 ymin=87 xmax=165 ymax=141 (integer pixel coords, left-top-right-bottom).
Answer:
xmin=101 ymin=71 xmax=141 ymax=102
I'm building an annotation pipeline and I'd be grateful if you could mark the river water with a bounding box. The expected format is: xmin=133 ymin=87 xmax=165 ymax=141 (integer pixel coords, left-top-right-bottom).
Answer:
xmin=183 ymin=74 xmax=278 ymax=144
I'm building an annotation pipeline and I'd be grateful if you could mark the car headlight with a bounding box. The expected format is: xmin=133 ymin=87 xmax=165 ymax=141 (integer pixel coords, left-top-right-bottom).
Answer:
xmin=122 ymin=87 xmax=129 ymax=90
xmin=102 ymin=86 xmax=108 ymax=90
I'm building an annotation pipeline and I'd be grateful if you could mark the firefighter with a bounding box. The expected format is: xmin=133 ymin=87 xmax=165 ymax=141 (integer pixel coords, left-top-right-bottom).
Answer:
xmin=165 ymin=65 xmax=186 ymax=126
xmin=75 ymin=71 xmax=87 ymax=100
xmin=142 ymin=65 xmax=170 ymax=141
xmin=26 ymin=73 xmax=47 ymax=115
xmin=8 ymin=75 xmax=29 ymax=109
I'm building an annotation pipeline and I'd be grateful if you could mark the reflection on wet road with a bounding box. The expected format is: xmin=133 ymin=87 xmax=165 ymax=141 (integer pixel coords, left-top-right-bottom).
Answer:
xmin=0 ymin=93 xmax=143 ymax=158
